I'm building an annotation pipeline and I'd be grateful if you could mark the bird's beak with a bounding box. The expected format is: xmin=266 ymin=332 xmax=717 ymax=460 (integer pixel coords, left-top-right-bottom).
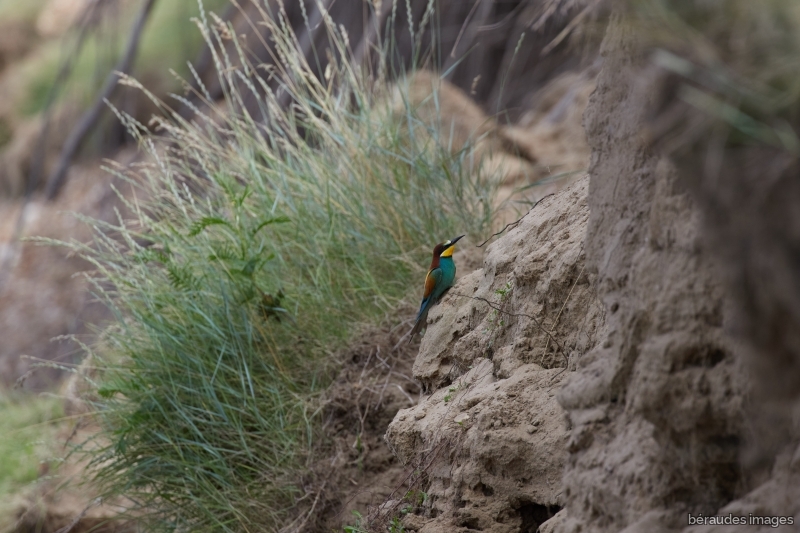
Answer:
xmin=440 ymin=235 xmax=465 ymax=257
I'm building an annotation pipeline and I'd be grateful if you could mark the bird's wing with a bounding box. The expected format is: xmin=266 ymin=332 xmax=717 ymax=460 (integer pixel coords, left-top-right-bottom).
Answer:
xmin=409 ymin=267 xmax=444 ymax=341
xmin=423 ymin=267 xmax=443 ymax=300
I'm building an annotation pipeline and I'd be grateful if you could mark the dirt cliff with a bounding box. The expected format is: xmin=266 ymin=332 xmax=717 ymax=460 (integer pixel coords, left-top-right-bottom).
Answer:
xmin=385 ymin=176 xmax=604 ymax=532
xmin=384 ymin=4 xmax=800 ymax=533
xmin=558 ymin=6 xmax=800 ymax=532
xmin=557 ymin=14 xmax=747 ymax=532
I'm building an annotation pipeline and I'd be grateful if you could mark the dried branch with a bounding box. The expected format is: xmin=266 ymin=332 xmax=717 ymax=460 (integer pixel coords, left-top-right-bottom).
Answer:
xmin=453 ymin=291 xmax=568 ymax=367
xmin=0 ymin=3 xmax=102 ymax=295
xmin=53 ymin=498 xmax=101 ymax=533
xmin=477 ymin=193 xmax=554 ymax=247
xmin=44 ymin=0 xmax=159 ymax=200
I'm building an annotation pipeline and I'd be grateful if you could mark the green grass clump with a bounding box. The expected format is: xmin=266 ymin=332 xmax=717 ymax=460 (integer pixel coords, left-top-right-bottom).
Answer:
xmin=61 ymin=3 xmax=496 ymax=532
xmin=0 ymin=392 xmax=63 ymax=528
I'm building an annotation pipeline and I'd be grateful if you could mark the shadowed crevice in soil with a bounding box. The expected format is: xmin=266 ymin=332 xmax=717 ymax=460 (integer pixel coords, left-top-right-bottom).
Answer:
xmin=295 ymin=305 xmax=423 ymax=533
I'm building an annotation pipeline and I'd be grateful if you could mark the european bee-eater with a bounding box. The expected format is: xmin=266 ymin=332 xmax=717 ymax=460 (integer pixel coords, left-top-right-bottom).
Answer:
xmin=409 ymin=235 xmax=465 ymax=339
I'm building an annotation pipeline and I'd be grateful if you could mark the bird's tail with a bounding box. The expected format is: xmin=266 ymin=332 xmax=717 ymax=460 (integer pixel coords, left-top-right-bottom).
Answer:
xmin=408 ymin=299 xmax=431 ymax=342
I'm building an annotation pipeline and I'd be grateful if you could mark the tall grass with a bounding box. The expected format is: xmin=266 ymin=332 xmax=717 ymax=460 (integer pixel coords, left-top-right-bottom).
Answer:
xmin=61 ymin=2 xmax=496 ymax=531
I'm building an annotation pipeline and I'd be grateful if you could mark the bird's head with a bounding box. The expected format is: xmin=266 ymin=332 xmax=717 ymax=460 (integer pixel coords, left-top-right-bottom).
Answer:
xmin=436 ymin=235 xmax=465 ymax=258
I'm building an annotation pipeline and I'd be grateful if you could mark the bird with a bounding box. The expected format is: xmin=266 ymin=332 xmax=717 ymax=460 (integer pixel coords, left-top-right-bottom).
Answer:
xmin=409 ymin=235 xmax=465 ymax=339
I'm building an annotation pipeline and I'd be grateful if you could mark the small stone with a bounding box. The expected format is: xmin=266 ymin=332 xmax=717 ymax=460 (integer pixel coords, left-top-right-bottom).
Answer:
xmin=454 ymin=413 xmax=470 ymax=424
xmin=527 ymin=425 xmax=538 ymax=434
xmin=533 ymin=418 xmax=541 ymax=426
xmin=414 ymin=409 xmax=427 ymax=420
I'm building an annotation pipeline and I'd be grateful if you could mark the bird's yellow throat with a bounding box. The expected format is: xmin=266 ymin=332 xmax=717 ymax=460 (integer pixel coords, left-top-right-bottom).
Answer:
xmin=440 ymin=244 xmax=456 ymax=258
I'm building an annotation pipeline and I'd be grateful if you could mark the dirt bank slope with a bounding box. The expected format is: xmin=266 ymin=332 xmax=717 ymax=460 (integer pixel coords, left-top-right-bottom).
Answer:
xmin=386 ymin=176 xmax=606 ymax=532
xmin=557 ymin=14 xmax=748 ymax=531
xmin=556 ymin=2 xmax=800 ymax=529
xmin=386 ymin=6 xmax=800 ymax=533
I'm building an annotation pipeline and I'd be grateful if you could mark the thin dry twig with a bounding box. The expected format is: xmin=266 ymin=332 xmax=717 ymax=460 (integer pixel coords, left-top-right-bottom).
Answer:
xmin=542 ymin=262 xmax=585 ymax=362
xmin=395 ymin=384 xmax=416 ymax=406
xmin=477 ymin=193 xmax=554 ymax=247
xmin=53 ymin=498 xmax=102 ymax=533
xmin=362 ymin=437 xmax=453 ymax=528
xmin=280 ymin=480 xmax=328 ymax=533
xmin=392 ymin=316 xmax=417 ymax=350
xmin=450 ymin=0 xmax=484 ymax=59
xmin=452 ymin=291 xmax=568 ymax=367
xmin=540 ymin=0 xmax=598 ymax=56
